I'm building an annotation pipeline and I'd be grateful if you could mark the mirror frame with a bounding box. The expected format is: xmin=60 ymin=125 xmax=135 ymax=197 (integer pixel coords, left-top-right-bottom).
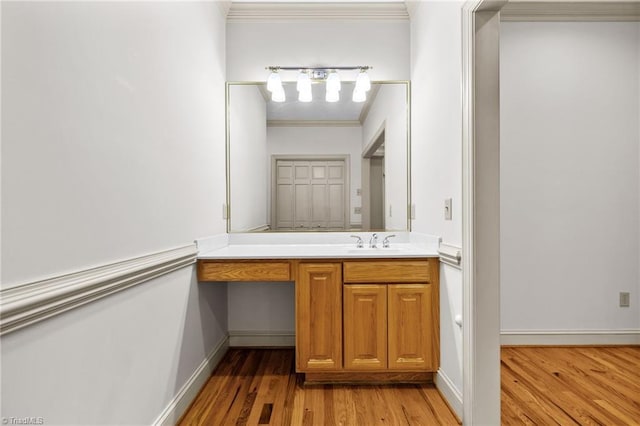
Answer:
xmin=225 ymin=80 xmax=412 ymax=233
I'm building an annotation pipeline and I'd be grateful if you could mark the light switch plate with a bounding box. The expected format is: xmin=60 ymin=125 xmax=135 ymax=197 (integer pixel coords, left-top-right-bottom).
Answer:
xmin=444 ymin=198 xmax=452 ymax=220
xmin=620 ymin=292 xmax=630 ymax=307
xmin=354 ymin=207 xmax=362 ymax=214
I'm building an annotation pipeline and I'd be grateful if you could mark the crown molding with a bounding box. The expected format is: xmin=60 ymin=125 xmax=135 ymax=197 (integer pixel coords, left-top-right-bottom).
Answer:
xmin=501 ymin=1 xmax=640 ymax=21
xmin=268 ymin=119 xmax=362 ymax=127
xmin=227 ymin=2 xmax=410 ymax=23
xmin=217 ymin=1 xmax=232 ymax=18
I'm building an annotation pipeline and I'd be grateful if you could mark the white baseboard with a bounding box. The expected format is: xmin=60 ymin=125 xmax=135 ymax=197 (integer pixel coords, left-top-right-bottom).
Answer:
xmin=228 ymin=330 xmax=295 ymax=347
xmin=153 ymin=335 xmax=230 ymax=426
xmin=501 ymin=329 xmax=640 ymax=346
xmin=435 ymin=369 xmax=462 ymax=420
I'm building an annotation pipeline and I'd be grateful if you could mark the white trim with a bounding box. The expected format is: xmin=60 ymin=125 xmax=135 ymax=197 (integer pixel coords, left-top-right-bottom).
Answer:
xmin=226 ymin=2 xmax=409 ymax=23
xmin=501 ymin=1 xmax=640 ymax=21
xmin=267 ymin=120 xmax=361 ymax=128
xmin=462 ymin=1 xmax=506 ymax=425
xmin=501 ymin=329 xmax=640 ymax=345
xmin=438 ymin=242 xmax=462 ymax=269
xmin=435 ymin=369 xmax=463 ymax=420
xmin=0 ymin=245 xmax=198 ymax=336
xmin=228 ymin=330 xmax=295 ymax=347
xmin=461 ymin=3 xmax=477 ymax=425
xmin=153 ymin=335 xmax=230 ymax=426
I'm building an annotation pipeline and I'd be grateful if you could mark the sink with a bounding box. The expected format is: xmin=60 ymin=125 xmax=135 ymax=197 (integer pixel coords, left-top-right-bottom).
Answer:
xmin=347 ymin=248 xmax=404 ymax=254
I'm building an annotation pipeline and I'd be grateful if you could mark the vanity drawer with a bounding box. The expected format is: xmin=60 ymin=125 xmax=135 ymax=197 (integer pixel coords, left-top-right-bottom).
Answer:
xmin=343 ymin=260 xmax=431 ymax=283
xmin=198 ymin=260 xmax=291 ymax=282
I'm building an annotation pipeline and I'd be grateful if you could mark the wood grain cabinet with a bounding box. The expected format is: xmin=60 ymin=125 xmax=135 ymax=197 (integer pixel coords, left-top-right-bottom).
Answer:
xmin=342 ymin=259 xmax=439 ymax=373
xmin=343 ymin=284 xmax=388 ymax=370
xmin=296 ymin=262 xmax=343 ymax=371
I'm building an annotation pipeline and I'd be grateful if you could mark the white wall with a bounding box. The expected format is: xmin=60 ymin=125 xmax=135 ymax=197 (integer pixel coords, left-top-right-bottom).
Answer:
xmin=409 ymin=0 xmax=465 ymax=406
xmin=1 ymin=2 xmax=228 ymax=423
xmin=362 ymin=84 xmax=409 ymax=231
xmin=267 ymin=126 xmax=363 ymax=226
xmin=226 ymin=20 xmax=409 ymax=81
xmin=229 ymin=85 xmax=268 ymax=231
xmin=500 ymin=22 xmax=640 ymax=333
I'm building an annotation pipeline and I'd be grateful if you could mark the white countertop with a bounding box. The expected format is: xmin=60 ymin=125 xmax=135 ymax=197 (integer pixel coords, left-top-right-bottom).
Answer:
xmin=196 ymin=232 xmax=440 ymax=259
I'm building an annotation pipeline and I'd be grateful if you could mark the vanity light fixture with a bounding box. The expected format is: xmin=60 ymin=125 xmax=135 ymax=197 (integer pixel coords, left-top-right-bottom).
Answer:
xmin=353 ymin=69 xmax=371 ymax=102
xmin=266 ymin=69 xmax=285 ymax=102
xmin=266 ymin=65 xmax=371 ymax=103
xmin=297 ymin=70 xmax=313 ymax=102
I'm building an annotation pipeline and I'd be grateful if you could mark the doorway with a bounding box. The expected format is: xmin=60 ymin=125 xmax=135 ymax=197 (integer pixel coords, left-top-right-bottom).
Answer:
xmin=362 ymin=125 xmax=386 ymax=231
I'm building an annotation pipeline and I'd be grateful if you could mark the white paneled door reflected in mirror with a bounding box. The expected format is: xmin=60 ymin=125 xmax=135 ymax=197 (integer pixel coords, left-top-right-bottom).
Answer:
xmin=227 ymin=81 xmax=410 ymax=233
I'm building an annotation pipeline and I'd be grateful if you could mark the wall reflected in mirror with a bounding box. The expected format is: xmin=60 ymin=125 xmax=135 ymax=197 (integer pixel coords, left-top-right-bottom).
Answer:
xmin=227 ymin=81 xmax=410 ymax=232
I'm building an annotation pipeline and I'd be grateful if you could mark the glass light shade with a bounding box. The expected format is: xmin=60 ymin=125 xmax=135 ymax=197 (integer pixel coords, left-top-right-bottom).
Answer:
xmin=326 ymin=89 xmax=340 ymax=102
xmin=297 ymin=71 xmax=312 ymax=93
xmin=355 ymin=71 xmax=371 ymax=93
xmin=298 ymin=87 xmax=312 ymax=102
xmin=326 ymin=71 xmax=341 ymax=93
xmin=266 ymin=72 xmax=281 ymax=93
xmin=271 ymin=87 xmax=286 ymax=102
xmin=352 ymin=88 xmax=366 ymax=103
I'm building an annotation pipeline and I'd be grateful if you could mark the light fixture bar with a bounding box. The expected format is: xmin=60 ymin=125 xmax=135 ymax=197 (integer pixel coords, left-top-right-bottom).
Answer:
xmin=267 ymin=66 xmax=371 ymax=72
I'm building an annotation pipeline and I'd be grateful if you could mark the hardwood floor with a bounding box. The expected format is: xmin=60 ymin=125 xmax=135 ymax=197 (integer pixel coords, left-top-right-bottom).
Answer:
xmin=179 ymin=348 xmax=460 ymax=425
xmin=501 ymin=346 xmax=640 ymax=425
xmin=181 ymin=346 xmax=640 ymax=425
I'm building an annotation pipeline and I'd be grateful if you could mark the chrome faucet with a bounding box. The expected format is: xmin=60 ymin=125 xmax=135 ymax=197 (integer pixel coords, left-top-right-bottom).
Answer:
xmin=383 ymin=234 xmax=397 ymax=248
xmin=350 ymin=235 xmax=363 ymax=248
xmin=369 ymin=233 xmax=378 ymax=248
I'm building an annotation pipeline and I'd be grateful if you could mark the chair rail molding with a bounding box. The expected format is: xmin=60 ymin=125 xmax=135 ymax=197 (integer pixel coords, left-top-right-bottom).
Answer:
xmin=438 ymin=242 xmax=462 ymax=269
xmin=0 ymin=244 xmax=198 ymax=335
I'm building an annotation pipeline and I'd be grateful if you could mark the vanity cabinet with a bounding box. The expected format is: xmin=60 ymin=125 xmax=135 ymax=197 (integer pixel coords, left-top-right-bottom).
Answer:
xmin=197 ymin=256 xmax=439 ymax=382
xmin=297 ymin=258 xmax=440 ymax=378
xmin=296 ymin=262 xmax=343 ymax=371
xmin=343 ymin=283 xmax=434 ymax=371
xmin=342 ymin=260 xmax=437 ymax=373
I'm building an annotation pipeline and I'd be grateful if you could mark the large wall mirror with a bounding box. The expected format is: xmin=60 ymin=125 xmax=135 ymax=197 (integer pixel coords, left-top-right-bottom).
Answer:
xmin=226 ymin=81 xmax=410 ymax=232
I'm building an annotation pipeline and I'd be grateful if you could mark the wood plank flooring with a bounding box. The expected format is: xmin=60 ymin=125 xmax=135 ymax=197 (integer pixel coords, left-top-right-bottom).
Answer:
xmin=501 ymin=346 xmax=640 ymax=425
xmin=179 ymin=348 xmax=460 ymax=425
xmin=180 ymin=346 xmax=640 ymax=425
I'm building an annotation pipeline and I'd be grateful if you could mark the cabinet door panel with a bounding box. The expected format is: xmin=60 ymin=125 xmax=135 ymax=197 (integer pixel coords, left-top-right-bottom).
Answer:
xmin=344 ymin=285 xmax=387 ymax=370
xmin=388 ymin=284 xmax=433 ymax=371
xmin=296 ymin=263 xmax=342 ymax=371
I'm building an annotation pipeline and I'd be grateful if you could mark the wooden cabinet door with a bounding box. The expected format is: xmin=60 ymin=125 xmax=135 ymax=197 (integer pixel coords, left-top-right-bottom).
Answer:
xmin=388 ymin=284 xmax=433 ymax=371
xmin=343 ymin=285 xmax=387 ymax=370
xmin=296 ymin=263 xmax=342 ymax=371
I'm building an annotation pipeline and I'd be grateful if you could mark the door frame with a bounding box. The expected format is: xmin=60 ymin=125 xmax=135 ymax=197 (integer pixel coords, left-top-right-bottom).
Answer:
xmin=270 ymin=154 xmax=351 ymax=230
xmin=361 ymin=121 xmax=386 ymax=231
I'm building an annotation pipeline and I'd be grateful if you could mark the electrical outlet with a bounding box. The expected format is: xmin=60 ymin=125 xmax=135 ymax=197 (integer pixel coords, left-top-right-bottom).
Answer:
xmin=444 ymin=198 xmax=452 ymax=220
xmin=354 ymin=207 xmax=362 ymax=214
xmin=620 ymin=292 xmax=630 ymax=307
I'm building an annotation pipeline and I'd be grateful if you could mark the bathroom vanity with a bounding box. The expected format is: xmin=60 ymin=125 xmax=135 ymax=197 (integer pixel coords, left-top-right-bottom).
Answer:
xmin=197 ymin=233 xmax=439 ymax=384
